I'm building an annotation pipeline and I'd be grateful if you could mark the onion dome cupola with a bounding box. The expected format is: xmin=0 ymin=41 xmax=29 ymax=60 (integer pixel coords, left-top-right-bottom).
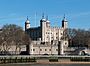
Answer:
xmin=25 ymin=16 xmax=30 ymax=24
xmin=62 ymin=14 xmax=68 ymax=28
xmin=40 ymin=13 xmax=46 ymax=22
xmin=25 ymin=16 xmax=30 ymax=30
xmin=46 ymin=16 xmax=50 ymax=27
xmin=62 ymin=15 xmax=68 ymax=22
xmin=46 ymin=16 xmax=50 ymax=23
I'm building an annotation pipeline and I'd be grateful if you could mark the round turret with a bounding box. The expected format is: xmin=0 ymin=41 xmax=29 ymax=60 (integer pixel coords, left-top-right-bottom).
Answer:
xmin=62 ymin=15 xmax=68 ymax=29
xmin=62 ymin=17 xmax=68 ymax=22
xmin=46 ymin=20 xmax=50 ymax=23
xmin=25 ymin=17 xmax=30 ymax=24
xmin=25 ymin=19 xmax=30 ymax=23
xmin=40 ymin=18 xmax=46 ymax=22
xmin=25 ymin=16 xmax=30 ymax=30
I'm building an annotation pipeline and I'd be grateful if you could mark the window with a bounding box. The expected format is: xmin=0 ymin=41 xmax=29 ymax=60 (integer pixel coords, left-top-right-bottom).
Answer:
xmin=56 ymin=33 xmax=58 ymax=35
xmin=40 ymin=49 xmax=41 ymax=51
xmin=45 ymin=49 xmax=47 ymax=51
xmin=56 ymin=49 xmax=58 ymax=51
xmin=61 ymin=33 xmax=63 ymax=35
xmin=46 ymin=32 xmax=47 ymax=34
xmin=47 ymin=36 xmax=48 ymax=38
xmin=49 ymin=49 xmax=51 ymax=51
xmin=65 ymin=43 xmax=67 ymax=45
xmin=33 ymin=49 xmax=35 ymax=51
xmin=56 ymin=37 xmax=58 ymax=39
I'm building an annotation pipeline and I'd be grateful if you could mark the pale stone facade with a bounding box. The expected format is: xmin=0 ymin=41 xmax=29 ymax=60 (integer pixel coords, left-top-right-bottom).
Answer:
xmin=29 ymin=41 xmax=58 ymax=55
xmin=25 ymin=15 xmax=68 ymax=55
xmin=0 ymin=45 xmax=26 ymax=54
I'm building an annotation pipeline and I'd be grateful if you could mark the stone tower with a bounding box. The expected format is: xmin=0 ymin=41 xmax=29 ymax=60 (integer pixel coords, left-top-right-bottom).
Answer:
xmin=40 ymin=14 xmax=47 ymax=42
xmin=25 ymin=16 xmax=30 ymax=31
xmin=40 ymin=14 xmax=51 ymax=42
xmin=62 ymin=15 xmax=68 ymax=29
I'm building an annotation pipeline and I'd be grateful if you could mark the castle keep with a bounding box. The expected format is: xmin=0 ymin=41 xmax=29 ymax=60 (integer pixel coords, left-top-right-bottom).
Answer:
xmin=25 ymin=14 xmax=68 ymax=55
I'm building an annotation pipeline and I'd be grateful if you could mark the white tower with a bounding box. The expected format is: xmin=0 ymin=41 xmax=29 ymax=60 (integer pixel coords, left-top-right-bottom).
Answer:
xmin=40 ymin=13 xmax=47 ymax=42
xmin=62 ymin=15 xmax=68 ymax=29
xmin=46 ymin=16 xmax=51 ymax=42
xmin=25 ymin=16 xmax=30 ymax=31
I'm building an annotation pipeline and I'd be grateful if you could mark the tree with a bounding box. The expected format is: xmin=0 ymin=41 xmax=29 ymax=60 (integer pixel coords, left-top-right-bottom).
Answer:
xmin=68 ymin=28 xmax=90 ymax=48
xmin=0 ymin=24 xmax=31 ymax=54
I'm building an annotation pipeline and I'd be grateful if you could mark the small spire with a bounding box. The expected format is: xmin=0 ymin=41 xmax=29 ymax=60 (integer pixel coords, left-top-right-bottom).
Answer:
xmin=62 ymin=14 xmax=68 ymax=22
xmin=42 ymin=13 xmax=44 ymax=19
xmin=27 ymin=16 xmax=28 ymax=20
xmin=64 ymin=14 xmax=65 ymax=19
xmin=46 ymin=15 xmax=48 ymax=20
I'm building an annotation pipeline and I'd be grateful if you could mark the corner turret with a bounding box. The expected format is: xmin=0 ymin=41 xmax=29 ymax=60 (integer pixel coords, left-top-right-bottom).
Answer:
xmin=25 ymin=16 xmax=30 ymax=31
xmin=62 ymin=14 xmax=68 ymax=29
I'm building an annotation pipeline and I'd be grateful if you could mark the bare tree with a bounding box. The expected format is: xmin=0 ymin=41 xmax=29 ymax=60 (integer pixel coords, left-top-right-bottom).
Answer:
xmin=0 ymin=24 xmax=31 ymax=54
xmin=68 ymin=28 xmax=90 ymax=48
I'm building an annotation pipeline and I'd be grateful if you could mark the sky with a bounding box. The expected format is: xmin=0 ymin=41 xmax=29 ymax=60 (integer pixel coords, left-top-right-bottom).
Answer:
xmin=0 ymin=0 xmax=90 ymax=29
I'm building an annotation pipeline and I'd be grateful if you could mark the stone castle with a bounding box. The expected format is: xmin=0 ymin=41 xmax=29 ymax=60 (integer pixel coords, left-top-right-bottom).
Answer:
xmin=25 ymin=14 xmax=68 ymax=55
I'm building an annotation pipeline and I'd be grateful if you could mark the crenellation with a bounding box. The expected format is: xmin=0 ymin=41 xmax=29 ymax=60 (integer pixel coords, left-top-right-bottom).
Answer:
xmin=25 ymin=14 xmax=68 ymax=55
